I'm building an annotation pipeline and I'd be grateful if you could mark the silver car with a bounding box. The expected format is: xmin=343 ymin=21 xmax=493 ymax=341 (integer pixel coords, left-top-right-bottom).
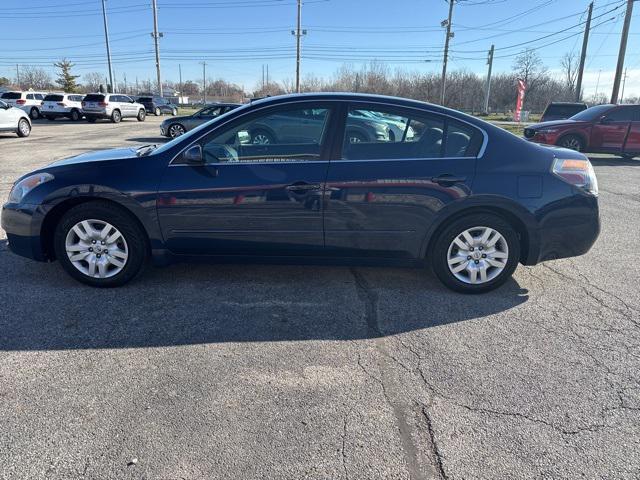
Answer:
xmin=0 ymin=100 xmax=31 ymax=137
xmin=160 ymin=103 xmax=240 ymax=138
xmin=81 ymin=93 xmax=146 ymax=123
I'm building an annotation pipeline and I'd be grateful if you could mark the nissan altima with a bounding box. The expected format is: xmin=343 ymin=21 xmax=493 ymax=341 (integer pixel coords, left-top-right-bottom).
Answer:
xmin=1 ymin=93 xmax=600 ymax=293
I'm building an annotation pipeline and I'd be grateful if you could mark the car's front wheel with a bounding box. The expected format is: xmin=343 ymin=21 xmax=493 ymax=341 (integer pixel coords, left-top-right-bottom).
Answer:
xmin=29 ymin=107 xmax=40 ymax=120
xmin=70 ymin=109 xmax=81 ymax=121
xmin=137 ymin=109 xmax=146 ymax=122
xmin=431 ymin=214 xmax=520 ymax=293
xmin=168 ymin=123 xmax=185 ymax=138
xmin=111 ymin=110 xmax=122 ymax=123
xmin=154 ymin=107 xmax=161 ymax=116
xmin=53 ymin=202 xmax=147 ymax=287
xmin=16 ymin=118 xmax=31 ymax=137
xmin=557 ymin=134 xmax=584 ymax=152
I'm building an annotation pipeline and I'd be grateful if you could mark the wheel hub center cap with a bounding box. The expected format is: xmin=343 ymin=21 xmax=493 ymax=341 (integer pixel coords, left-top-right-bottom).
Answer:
xmin=472 ymin=250 xmax=482 ymax=260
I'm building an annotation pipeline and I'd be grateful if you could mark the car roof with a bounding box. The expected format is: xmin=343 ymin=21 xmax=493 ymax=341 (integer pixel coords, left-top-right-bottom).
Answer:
xmin=547 ymin=102 xmax=587 ymax=106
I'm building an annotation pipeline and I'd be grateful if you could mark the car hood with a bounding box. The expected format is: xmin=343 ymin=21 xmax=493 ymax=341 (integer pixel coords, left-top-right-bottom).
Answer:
xmin=527 ymin=119 xmax=589 ymax=130
xmin=48 ymin=147 xmax=141 ymax=167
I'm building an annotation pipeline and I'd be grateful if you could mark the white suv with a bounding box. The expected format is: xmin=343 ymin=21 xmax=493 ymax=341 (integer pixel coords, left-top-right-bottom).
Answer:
xmin=0 ymin=91 xmax=47 ymax=119
xmin=81 ymin=93 xmax=146 ymax=123
xmin=0 ymin=100 xmax=32 ymax=137
xmin=41 ymin=93 xmax=85 ymax=121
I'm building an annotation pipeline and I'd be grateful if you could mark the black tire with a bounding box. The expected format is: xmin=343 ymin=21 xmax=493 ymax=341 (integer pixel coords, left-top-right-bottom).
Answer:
xmin=171 ymin=108 xmax=177 ymax=116
xmin=168 ymin=123 xmax=185 ymax=138
xmin=70 ymin=109 xmax=81 ymax=121
xmin=137 ymin=109 xmax=146 ymax=122
xmin=111 ymin=109 xmax=122 ymax=123
xmin=346 ymin=130 xmax=367 ymax=144
xmin=431 ymin=213 xmax=520 ymax=294
xmin=53 ymin=201 xmax=147 ymax=288
xmin=45 ymin=115 xmax=55 ymax=121
xmin=556 ymin=134 xmax=584 ymax=152
xmin=16 ymin=118 xmax=31 ymax=137
xmin=250 ymin=129 xmax=275 ymax=145
xmin=29 ymin=107 xmax=40 ymax=120
xmin=86 ymin=116 xmax=97 ymax=123
xmin=154 ymin=107 xmax=161 ymax=116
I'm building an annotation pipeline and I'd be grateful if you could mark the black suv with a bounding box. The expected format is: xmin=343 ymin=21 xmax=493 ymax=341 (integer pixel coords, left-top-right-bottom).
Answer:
xmin=136 ymin=96 xmax=177 ymax=116
xmin=540 ymin=102 xmax=588 ymax=122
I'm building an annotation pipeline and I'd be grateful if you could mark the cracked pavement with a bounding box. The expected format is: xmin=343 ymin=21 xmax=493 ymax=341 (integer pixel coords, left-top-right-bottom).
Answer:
xmin=1 ymin=119 xmax=639 ymax=479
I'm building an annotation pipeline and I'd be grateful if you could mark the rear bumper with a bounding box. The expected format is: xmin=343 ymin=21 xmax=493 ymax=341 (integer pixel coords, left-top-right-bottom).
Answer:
xmin=82 ymin=109 xmax=109 ymax=118
xmin=524 ymin=194 xmax=600 ymax=265
xmin=1 ymin=203 xmax=47 ymax=262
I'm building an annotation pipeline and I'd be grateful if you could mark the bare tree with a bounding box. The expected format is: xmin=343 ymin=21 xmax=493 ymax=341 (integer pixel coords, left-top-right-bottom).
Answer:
xmin=560 ymin=51 xmax=579 ymax=97
xmin=512 ymin=49 xmax=549 ymax=108
xmin=17 ymin=66 xmax=52 ymax=90
xmin=82 ymin=72 xmax=104 ymax=93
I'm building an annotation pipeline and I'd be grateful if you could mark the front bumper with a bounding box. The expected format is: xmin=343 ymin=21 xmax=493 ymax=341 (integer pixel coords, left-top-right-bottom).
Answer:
xmin=1 ymin=203 xmax=47 ymax=261
xmin=524 ymin=130 xmax=561 ymax=146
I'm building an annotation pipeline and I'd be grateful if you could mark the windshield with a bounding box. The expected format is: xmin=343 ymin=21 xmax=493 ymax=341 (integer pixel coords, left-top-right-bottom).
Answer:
xmin=84 ymin=94 xmax=105 ymax=102
xmin=570 ymin=105 xmax=612 ymax=121
xmin=44 ymin=94 xmax=64 ymax=102
xmin=152 ymin=103 xmax=250 ymax=156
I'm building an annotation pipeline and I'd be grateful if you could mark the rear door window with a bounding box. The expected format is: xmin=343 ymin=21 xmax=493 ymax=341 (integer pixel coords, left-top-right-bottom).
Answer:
xmin=604 ymin=108 xmax=634 ymax=122
xmin=341 ymin=104 xmax=482 ymax=160
xmin=44 ymin=94 xmax=63 ymax=102
xmin=26 ymin=94 xmax=34 ymax=100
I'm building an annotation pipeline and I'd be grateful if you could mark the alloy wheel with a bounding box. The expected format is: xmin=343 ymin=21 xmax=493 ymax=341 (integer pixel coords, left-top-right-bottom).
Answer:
xmin=561 ymin=137 xmax=581 ymax=151
xmin=65 ymin=219 xmax=129 ymax=279
xmin=446 ymin=226 xmax=509 ymax=285
xmin=18 ymin=119 xmax=31 ymax=136
xmin=169 ymin=124 xmax=185 ymax=137
xmin=252 ymin=133 xmax=271 ymax=144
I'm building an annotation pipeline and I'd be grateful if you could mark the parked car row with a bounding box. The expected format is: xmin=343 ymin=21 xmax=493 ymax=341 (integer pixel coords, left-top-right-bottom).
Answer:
xmin=0 ymin=91 xmax=181 ymax=125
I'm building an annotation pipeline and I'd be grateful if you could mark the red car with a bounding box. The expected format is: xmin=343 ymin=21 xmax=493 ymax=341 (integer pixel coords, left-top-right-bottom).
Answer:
xmin=524 ymin=104 xmax=640 ymax=159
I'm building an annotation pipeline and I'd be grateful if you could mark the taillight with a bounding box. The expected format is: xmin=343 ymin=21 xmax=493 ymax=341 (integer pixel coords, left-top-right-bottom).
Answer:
xmin=99 ymin=101 xmax=108 ymax=107
xmin=552 ymin=158 xmax=598 ymax=195
xmin=16 ymin=99 xmax=26 ymax=105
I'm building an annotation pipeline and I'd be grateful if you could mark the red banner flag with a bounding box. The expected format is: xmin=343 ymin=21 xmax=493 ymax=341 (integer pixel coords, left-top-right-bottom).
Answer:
xmin=514 ymin=79 xmax=526 ymax=122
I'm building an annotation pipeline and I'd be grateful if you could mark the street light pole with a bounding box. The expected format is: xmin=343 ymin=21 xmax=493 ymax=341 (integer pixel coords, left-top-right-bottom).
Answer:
xmin=440 ymin=0 xmax=455 ymax=105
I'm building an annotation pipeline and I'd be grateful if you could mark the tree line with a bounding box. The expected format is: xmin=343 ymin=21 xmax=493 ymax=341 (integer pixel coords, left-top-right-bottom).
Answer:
xmin=1 ymin=50 xmax=637 ymax=113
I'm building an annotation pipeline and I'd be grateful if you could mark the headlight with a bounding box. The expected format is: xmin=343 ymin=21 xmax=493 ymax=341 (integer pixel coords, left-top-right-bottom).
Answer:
xmin=8 ymin=173 xmax=54 ymax=203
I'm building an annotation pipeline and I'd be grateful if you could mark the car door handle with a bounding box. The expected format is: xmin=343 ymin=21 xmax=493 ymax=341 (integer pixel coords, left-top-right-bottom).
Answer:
xmin=431 ymin=175 xmax=466 ymax=186
xmin=285 ymin=183 xmax=321 ymax=191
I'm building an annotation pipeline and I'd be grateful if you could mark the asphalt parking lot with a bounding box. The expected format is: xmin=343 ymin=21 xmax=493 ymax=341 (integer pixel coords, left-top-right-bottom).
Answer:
xmin=1 ymin=117 xmax=639 ymax=479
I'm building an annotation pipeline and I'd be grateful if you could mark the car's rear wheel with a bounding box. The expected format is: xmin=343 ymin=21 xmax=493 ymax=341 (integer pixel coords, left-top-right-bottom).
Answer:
xmin=557 ymin=134 xmax=584 ymax=152
xmin=70 ymin=109 xmax=81 ymax=121
xmin=431 ymin=214 xmax=520 ymax=293
xmin=53 ymin=202 xmax=147 ymax=287
xmin=29 ymin=107 xmax=40 ymax=120
xmin=137 ymin=109 xmax=146 ymax=122
xmin=154 ymin=107 xmax=161 ymax=116
xmin=16 ymin=118 xmax=31 ymax=137
xmin=168 ymin=124 xmax=185 ymax=138
xmin=111 ymin=110 xmax=122 ymax=123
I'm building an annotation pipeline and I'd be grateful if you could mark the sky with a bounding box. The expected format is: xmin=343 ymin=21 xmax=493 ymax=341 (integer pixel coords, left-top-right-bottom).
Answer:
xmin=0 ymin=0 xmax=638 ymax=98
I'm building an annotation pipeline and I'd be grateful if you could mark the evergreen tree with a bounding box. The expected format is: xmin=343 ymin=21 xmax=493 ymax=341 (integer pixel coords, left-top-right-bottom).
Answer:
xmin=54 ymin=59 xmax=80 ymax=92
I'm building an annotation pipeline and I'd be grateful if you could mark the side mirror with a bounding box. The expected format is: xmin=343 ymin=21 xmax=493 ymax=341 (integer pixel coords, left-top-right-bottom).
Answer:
xmin=183 ymin=145 xmax=203 ymax=164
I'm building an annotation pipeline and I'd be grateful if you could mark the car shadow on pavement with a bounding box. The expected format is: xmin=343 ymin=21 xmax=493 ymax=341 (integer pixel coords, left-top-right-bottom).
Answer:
xmin=588 ymin=156 xmax=639 ymax=166
xmin=126 ymin=137 xmax=169 ymax=144
xmin=0 ymin=239 xmax=529 ymax=351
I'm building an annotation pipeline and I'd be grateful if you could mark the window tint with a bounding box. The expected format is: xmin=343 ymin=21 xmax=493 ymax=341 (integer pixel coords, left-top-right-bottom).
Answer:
xmin=194 ymin=106 xmax=332 ymax=164
xmin=35 ymin=94 xmax=44 ymax=100
xmin=26 ymin=94 xmax=34 ymax=100
xmin=138 ymin=97 xmax=152 ymax=102
xmin=545 ymin=104 xmax=585 ymax=117
xmin=342 ymin=105 xmax=482 ymax=160
xmin=84 ymin=94 xmax=105 ymax=102
xmin=1 ymin=92 xmax=21 ymax=99
xmin=69 ymin=95 xmax=84 ymax=102
xmin=604 ymin=107 xmax=634 ymax=122
xmin=44 ymin=94 xmax=63 ymax=101
xmin=200 ymin=106 xmax=223 ymax=117
xmin=633 ymin=106 xmax=640 ymax=122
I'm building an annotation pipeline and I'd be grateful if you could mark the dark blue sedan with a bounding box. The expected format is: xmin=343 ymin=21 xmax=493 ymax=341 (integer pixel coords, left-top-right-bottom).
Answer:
xmin=1 ymin=93 xmax=600 ymax=293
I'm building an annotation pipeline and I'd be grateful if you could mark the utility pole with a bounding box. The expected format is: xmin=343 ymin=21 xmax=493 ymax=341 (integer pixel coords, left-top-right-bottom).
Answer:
xmin=16 ymin=64 xmax=19 ymax=87
xmin=178 ymin=64 xmax=183 ymax=104
xmin=483 ymin=44 xmax=494 ymax=115
xmin=594 ymin=69 xmax=602 ymax=101
xmin=100 ymin=0 xmax=114 ymax=93
xmin=620 ymin=68 xmax=628 ymax=103
xmin=262 ymin=64 xmax=265 ymax=90
xmin=294 ymin=0 xmax=303 ymax=93
xmin=440 ymin=0 xmax=455 ymax=105
xmin=151 ymin=0 xmax=163 ymax=96
xmin=575 ymin=1 xmax=593 ymax=102
xmin=266 ymin=64 xmax=269 ymax=86
xmin=611 ymin=0 xmax=634 ymax=104
xmin=200 ymin=61 xmax=207 ymax=104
